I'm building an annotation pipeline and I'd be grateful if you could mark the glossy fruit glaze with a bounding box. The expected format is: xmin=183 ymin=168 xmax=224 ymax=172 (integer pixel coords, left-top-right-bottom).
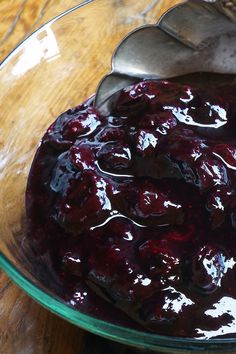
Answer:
xmin=26 ymin=74 xmax=236 ymax=339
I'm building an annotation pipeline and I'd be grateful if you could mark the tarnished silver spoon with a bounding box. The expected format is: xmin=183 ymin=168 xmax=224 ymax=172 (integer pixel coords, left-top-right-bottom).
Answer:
xmin=95 ymin=0 xmax=236 ymax=114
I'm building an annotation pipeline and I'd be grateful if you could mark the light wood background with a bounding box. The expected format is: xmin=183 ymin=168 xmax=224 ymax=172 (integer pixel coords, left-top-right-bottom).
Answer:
xmin=0 ymin=1 xmax=186 ymax=353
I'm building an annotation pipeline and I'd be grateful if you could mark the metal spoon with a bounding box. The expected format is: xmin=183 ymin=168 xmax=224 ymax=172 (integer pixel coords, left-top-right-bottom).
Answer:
xmin=95 ymin=0 xmax=236 ymax=114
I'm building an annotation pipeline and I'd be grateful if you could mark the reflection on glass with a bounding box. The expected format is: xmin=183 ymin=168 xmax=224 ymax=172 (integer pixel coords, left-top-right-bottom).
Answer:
xmin=12 ymin=26 xmax=60 ymax=77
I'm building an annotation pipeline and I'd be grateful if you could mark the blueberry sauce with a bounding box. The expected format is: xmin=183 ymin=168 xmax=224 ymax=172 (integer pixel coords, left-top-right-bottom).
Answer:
xmin=26 ymin=74 xmax=236 ymax=339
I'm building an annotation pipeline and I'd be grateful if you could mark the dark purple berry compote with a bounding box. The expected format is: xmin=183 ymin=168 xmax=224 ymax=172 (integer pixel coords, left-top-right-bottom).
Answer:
xmin=26 ymin=74 xmax=236 ymax=339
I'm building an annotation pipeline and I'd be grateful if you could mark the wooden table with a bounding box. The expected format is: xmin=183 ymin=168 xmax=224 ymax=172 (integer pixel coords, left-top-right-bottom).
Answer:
xmin=0 ymin=1 xmax=182 ymax=353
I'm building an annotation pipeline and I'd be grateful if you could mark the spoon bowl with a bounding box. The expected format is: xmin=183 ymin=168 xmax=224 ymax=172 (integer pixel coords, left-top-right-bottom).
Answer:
xmin=95 ymin=0 xmax=236 ymax=113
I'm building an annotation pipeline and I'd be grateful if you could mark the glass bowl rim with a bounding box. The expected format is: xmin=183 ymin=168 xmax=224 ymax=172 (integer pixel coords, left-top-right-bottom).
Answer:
xmin=1 ymin=1 xmax=236 ymax=350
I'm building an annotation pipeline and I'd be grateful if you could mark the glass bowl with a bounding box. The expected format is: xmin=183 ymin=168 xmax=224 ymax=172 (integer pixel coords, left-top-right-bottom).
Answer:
xmin=1 ymin=0 xmax=236 ymax=352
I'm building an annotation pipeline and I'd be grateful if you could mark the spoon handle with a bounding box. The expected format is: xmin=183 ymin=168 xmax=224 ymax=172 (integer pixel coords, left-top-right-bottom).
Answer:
xmin=205 ymin=0 xmax=236 ymax=21
xmin=159 ymin=0 xmax=236 ymax=50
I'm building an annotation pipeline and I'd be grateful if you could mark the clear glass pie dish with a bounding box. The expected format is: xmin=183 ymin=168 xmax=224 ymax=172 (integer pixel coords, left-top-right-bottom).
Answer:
xmin=1 ymin=0 xmax=236 ymax=352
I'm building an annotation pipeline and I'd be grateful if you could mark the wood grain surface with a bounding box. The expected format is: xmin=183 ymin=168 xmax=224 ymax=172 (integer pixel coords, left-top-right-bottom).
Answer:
xmin=0 ymin=1 xmax=183 ymax=354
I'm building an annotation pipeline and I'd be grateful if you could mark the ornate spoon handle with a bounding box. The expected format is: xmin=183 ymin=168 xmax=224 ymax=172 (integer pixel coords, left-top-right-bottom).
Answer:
xmin=205 ymin=0 xmax=236 ymax=21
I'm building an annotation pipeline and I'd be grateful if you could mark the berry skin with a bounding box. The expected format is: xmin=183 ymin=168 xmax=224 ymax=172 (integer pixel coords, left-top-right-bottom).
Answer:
xmin=61 ymin=251 xmax=83 ymax=278
xmin=191 ymin=245 xmax=229 ymax=293
xmin=49 ymin=151 xmax=81 ymax=195
xmin=213 ymin=144 xmax=236 ymax=169
xmin=135 ymin=129 xmax=160 ymax=156
xmin=97 ymin=143 xmax=132 ymax=171
xmin=54 ymin=171 xmax=113 ymax=232
xmin=195 ymin=157 xmax=228 ymax=190
xmin=138 ymin=239 xmax=181 ymax=283
xmin=166 ymin=129 xmax=207 ymax=163
xmin=98 ymin=127 xmax=126 ymax=143
xmin=128 ymin=180 xmax=184 ymax=226
xmin=69 ymin=143 xmax=98 ymax=171
xmin=138 ymin=111 xmax=177 ymax=131
xmin=62 ymin=107 xmax=102 ymax=140
xmin=43 ymin=105 xmax=103 ymax=150
xmin=206 ymin=186 xmax=235 ymax=229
